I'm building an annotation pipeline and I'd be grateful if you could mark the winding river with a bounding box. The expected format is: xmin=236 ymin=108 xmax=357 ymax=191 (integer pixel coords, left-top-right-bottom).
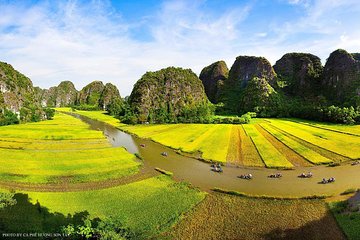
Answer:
xmin=74 ymin=113 xmax=360 ymax=198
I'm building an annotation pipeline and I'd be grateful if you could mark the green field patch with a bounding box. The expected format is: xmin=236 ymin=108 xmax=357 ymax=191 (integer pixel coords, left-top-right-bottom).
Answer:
xmin=242 ymin=125 xmax=293 ymax=168
xmin=0 ymin=138 xmax=110 ymax=150
xmin=0 ymin=146 xmax=140 ymax=184
xmin=20 ymin=175 xmax=205 ymax=237
xmin=0 ymin=112 xmax=140 ymax=184
xmin=0 ymin=113 xmax=105 ymax=140
xmin=261 ymin=124 xmax=333 ymax=165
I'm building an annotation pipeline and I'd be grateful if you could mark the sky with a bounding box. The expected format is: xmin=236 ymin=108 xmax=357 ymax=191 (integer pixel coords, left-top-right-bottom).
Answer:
xmin=1 ymin=0 xmax=360 ymax=96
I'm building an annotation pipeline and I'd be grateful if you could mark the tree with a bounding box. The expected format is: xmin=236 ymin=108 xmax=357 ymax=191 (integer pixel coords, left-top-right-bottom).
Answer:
xmin=0 ymin=192 xmax=16 ymax=209
xmin=44 ymin=108 xmax=55 ymax=120
xmin=0 ymin=109 xmax=19 ymax=126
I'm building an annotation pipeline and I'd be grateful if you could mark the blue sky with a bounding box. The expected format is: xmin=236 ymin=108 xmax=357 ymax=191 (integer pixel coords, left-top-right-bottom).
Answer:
xmin=1 ymin=0 xmax=360 ymax=96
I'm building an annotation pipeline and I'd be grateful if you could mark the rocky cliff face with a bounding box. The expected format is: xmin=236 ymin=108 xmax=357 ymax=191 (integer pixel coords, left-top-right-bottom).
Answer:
xmin=199 ymin=61 xmax=228 ymax=103
xmin=227 ymin=56 xmax=276 ymax=88
xmin=38 ymin=81 xmax=78 ymax=107
xmin=77 ymin=81 xmax=105 ymax=106
xmin=0 ymin=61 xmax=42 ymax=115
xmin=322 ymin=49 xmax=360 ymax=105
xmin=129 ymin=67 xmax=211 ymax=122
xmin=39 ymin=80 xmax=121 ymax=109
xmin=220 ymin=56 xmax=276 ymax=113
xmin=274 ymin=53 xmax=323 ymax=97
xmin=99 ymin=83 xmax=121 ymax=110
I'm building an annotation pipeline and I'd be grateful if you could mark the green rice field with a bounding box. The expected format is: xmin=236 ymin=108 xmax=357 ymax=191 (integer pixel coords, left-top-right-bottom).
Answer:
xmin=0 ymin=113 xmax=140 ymax=184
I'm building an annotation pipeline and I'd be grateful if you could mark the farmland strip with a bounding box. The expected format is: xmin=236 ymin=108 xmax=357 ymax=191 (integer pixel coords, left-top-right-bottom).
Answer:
xmin=256 ymin=124 xmax=312 ymax=167
xmin=261 ymin=124 xmax=332 ymax=165
xmin=243 ymin=125 xmax=293 ymax=168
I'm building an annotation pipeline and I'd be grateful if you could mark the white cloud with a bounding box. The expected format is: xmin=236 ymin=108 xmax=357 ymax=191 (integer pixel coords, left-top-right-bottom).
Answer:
xmin=0 ymin=0 xmax=359 ymax=96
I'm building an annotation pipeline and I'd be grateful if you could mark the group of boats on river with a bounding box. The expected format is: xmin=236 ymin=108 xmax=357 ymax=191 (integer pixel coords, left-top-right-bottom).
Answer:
xmin=138 ymin=143 xmax=358 ymax=185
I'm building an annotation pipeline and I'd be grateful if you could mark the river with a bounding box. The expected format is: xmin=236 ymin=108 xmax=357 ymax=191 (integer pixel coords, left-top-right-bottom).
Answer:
xmin=74 ymin=113 xmax=360 ymax=198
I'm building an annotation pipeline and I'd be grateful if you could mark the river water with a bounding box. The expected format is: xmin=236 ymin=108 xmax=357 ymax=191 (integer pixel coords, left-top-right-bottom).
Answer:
xmin=73 ymin=113 xmax=360 ymax=198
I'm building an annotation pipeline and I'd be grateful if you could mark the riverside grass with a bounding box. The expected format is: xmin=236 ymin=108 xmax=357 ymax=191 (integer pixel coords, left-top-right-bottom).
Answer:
xmin=328 ymin=200 xmax=360 ymax=240
xmin=20 ymin=175 xmax=205 ymax=237
xmin=261 ymin=123 xmax=333 ymax=165
xmin=0 ymin=112 xmax=140 ymax=184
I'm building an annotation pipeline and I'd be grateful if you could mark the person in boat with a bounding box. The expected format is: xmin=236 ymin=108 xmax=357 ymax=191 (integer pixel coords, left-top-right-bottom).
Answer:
xmin=307 ymin=172 xmax=313 ymax=177
xmin=328 ymin=177 xmax=335 ymax=182
xmin=322 ymin=178 xmax=327 ymax=184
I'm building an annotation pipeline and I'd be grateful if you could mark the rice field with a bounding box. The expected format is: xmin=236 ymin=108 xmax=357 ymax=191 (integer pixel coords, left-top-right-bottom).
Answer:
xmin=167 ymin=193 xmax=345 ymax=240
xmin=261 ymin=124 xmax=333 ymax=165
xmin=0 ymin=113 xmax=140 ymax=184
xmin=0 ymin=175 xmax=205 ymax=238
xmin=267 ymin=119 xmax=360 ymax=159
xmin=242 ymin=125 xmax=293 ymax=168
xmin=122 ymin=124 xmax=232 ymax=162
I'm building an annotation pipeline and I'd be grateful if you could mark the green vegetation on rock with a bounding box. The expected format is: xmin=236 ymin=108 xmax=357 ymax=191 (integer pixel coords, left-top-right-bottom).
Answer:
xmin=0 ymin=61 xmax=44 ymax=124
xmin=129 ymin=67 xmax=214 ymax=123
xmin=199 ymin=60 xmax=228 ymax=103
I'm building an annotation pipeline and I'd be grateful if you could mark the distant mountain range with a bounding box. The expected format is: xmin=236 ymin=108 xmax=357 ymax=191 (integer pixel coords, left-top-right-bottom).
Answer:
xmin=1 ymin=48 xmax=359 ymax=124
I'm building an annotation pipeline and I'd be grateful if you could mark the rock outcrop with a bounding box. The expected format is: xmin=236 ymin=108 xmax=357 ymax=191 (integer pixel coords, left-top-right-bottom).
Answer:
xmin=220 ymin=56 xmax=276 ymax=113
xmin=99 ymin=83 xmax=121 ymax=110
xmin=274 ymin=53 xmax=323 ymax=97
xmin=0 ymin=61 xmax=43 ymax=120
xmin=77 ymin=81 xmax=105 ymax=106
xmin=199 ymin=61 xmax=228 ymax=103
xmin=322 ymin=49 xmax=360 ymax=105
xmin=239 ymin=77 xmax=279 ymax=116
xmin=38 ymin=81 xmax=78 ymax=107
xmin=227 ymin=56 xmax=276 ymax=88
xmin=129 ymin=67 xmax=212 ymax=122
